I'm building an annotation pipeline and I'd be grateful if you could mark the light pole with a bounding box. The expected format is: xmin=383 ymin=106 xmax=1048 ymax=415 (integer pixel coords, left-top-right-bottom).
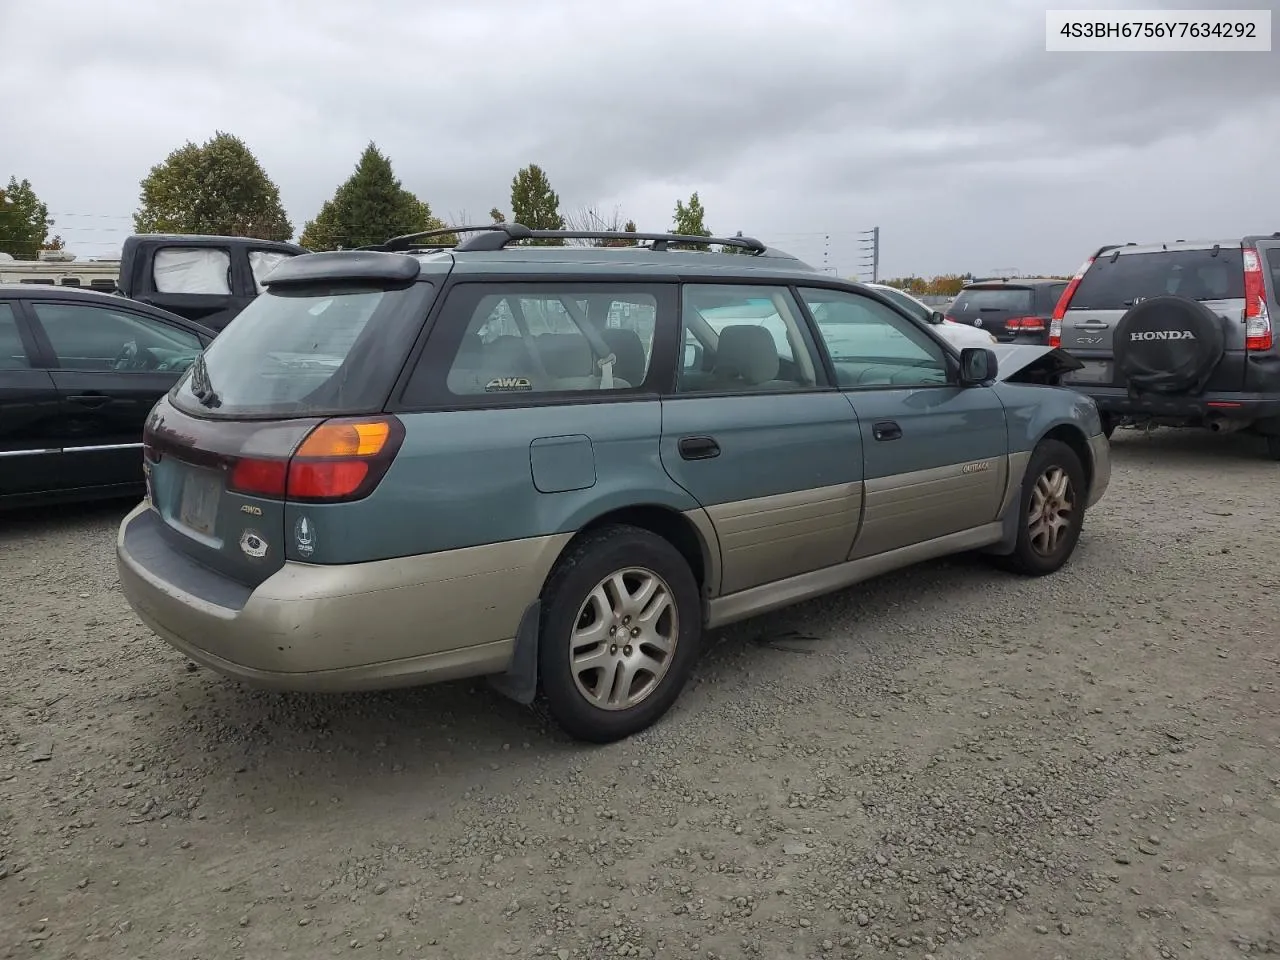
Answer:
xmin=858 ymin=227 xmax=879 ymax=282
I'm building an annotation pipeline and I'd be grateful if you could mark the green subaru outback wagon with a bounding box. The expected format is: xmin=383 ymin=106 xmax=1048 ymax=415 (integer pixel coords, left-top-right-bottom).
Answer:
xmin=116 ymin=224 xmax=1111 ymax=743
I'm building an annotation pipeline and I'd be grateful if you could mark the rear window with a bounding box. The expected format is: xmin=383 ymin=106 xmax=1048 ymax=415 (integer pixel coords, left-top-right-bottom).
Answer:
xmin=171 ymin=281 xmax=433 ymax=418
xmin=1070 ymin=249 xmax=1245 ymax=310
xmin=950 ymin=286 xmax=1034 ymax=315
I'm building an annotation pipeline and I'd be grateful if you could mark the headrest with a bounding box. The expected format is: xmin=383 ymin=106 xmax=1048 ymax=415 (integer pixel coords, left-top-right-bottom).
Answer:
xmin=714 ymin=324 xmax=779 ymax=384
xmin=535 ymin=333 xmax=593 ymax=378
xmin=600 ymin=327 xmax=647 ymax=385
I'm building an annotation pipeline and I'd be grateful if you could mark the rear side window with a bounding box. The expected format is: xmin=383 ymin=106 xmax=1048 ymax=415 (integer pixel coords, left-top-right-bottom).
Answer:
xmin=1071 ymin=249 xmax=1245 ymax=310
xmin=248 ymin=250 xmax=296 ymax=294
xmin=0 ymin=303 xmax=30 ymax=370
xmin=171 ymin=282 xmax=434 ymax=418
xmin=402 ymin=283 xmax=668 ymax=405
xmin=950 ymin=287 xmax=1034 ymax=316
xmin=153 ymin=247 xmax=233 ymax=295
xmin=1266 ymin=249 xmax=1280 ymax=305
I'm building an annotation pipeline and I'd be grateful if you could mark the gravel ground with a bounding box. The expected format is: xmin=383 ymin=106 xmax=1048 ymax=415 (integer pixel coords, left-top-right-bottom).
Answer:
xmin=2 ymin=428 xmax=1278 ymax=960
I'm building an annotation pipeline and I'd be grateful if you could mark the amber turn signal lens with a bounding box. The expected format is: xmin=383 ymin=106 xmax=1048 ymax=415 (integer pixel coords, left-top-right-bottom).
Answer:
xmin=296 ymin=420 xmax=392 ymax=458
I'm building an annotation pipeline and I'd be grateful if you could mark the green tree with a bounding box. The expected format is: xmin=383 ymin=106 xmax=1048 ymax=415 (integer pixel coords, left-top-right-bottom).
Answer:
xmin=672 ymin=192 xmax=711 ymax=250
xmin=509 ymin=164 xmax=564 ymax=244
xmin=134 ymin=132 xmax=292 ymax=240
xmin=0 ymin=177 xmax=57 ymax=260
xmin=299 ymin=143 xmax=450 ymax=250
xmin=489 ymin=207 xmax=506 ymax=224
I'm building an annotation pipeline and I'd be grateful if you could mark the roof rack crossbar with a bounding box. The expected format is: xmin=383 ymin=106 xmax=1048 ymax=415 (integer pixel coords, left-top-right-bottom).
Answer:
xmin=457 ymin=226 xmax=767 ymax=254
xmin=365 ymin=223 xmax=770 ymax=255
xmin=359 ymin=224 xmax=527 ymax=253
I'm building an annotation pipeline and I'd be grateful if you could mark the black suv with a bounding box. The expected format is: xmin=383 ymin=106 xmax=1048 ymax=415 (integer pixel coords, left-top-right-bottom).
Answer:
xmin=1050 ymin=235 xmax=1280 ymax=457
xmin=946 ymin=278 xmax=1069 ymax=344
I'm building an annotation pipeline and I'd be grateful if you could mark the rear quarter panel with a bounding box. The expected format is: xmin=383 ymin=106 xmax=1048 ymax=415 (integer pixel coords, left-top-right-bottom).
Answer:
xmin=284 ymin=401 xmax=699 ymax=565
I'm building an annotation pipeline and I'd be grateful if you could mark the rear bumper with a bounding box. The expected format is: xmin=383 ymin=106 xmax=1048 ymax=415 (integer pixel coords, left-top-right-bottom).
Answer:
xmin=115 ymin=503 xmax=568 ymax=692
xmin=1078 ymin=387 xmax=1280 ymax=423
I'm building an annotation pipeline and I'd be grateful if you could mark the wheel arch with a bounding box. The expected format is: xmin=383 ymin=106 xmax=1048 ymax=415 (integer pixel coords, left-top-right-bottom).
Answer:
xmin=486 ymin=502 xmax=720 ymax=708
xmin=1038 ymin=422 xmax=1094 ymax=499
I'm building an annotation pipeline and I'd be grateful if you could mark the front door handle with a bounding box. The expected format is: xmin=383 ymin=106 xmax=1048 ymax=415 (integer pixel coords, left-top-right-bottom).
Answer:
xmin=66 ymin=394 xmax=111 ymax=408
xmin=872 ymin=420 xmax=902 ymax=442
xmin=678 ymin=436 xmax=720 ymax=460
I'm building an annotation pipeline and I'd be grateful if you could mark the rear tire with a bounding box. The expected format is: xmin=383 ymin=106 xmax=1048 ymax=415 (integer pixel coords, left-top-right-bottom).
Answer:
xmin=1265 ymin=435 xmax=1280 ymax=462
xmin=538 ymin=524 xmax=701 ymax=744
xmin=995 ymin=439 xmax=1087 ymax=577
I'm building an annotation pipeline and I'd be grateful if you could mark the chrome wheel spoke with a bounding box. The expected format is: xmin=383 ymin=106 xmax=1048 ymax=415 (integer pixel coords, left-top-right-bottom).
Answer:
xmin=569 ymin=565 xmax=680 ymax=712
xmin=1026 ymin=464 xmax=1076 ymax=557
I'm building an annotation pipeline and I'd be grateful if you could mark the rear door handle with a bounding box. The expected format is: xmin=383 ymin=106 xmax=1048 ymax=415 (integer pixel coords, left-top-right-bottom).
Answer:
xmin=872 ymin=421 xmax=902 ymax=442
xmin=66 ymin=394 xmax=111 ymax=408
xmin=678 ymin=436 xmax=720 ymax=460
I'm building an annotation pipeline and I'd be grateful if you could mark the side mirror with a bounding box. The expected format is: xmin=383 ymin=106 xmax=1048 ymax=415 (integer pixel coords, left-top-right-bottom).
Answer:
xmin=959 ymin=347 xmax=998 ymax=386
xmin=929 ymin=310 xmax=947 ymax=325
xmin=683 ymin=340 xmax=705 ymax=371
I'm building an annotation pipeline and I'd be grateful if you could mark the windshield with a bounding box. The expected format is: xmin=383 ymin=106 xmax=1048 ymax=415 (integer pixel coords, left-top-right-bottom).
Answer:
xmin=950 ymin=287 xmax=1034 ymax=315
xmin=171 ymin=281 xmax=434 ymax=418
xmin=1070 ymin=249 xmax=1245 ymax=309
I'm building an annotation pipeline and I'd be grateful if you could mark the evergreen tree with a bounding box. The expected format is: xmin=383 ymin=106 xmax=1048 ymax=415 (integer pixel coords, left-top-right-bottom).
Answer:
xmin=300 ymin=143 xmax=451 ymax=250
xmin=509 ymin=163 xmax=564 ymax=245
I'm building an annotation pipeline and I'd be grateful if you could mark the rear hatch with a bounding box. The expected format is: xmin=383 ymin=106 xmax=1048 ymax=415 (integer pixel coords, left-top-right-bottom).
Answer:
xmin=947 ymin=284 xmax=1041 ymax=341
xmin=143 ymin=274 xmax=436 ymax=586
xmin=1057 ymin=246 xmax=1247 ymax=391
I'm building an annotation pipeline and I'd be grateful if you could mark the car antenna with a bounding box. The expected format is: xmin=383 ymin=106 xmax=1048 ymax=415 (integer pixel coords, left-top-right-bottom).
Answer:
xmin=1210 ymin=243 xmax=1220 ymax=258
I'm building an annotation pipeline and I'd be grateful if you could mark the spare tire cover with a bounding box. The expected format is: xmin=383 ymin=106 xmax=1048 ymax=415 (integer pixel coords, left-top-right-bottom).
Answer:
xmin=1112 ymin=295 xmax=1225 ymax=395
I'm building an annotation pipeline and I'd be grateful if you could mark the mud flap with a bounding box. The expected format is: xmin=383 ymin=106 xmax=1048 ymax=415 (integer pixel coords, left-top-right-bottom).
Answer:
xmin=980 ymin=484 xmax=1023 ymax=556
xmin=486 ymin=600 xmax=541 ymax=705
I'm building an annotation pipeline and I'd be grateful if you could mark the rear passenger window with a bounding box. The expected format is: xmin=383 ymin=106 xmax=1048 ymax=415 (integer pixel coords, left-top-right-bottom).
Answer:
xmin=799 ymin=287 xmax=948 ymax=389
xmin=406 ymin=284 xmax=667 ymax=404
xmin=31 ymin=303 xmax=203 ymax=373
xmin=0 ymin=304 xmax=31 ymax=370
xmin=677 ymin=284 xmax=825 ymax=394
xmin=153 ymin=247 xmax=233 ymax=295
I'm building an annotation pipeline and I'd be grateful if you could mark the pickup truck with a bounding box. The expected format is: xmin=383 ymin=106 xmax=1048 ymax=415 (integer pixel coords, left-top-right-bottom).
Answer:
xmin=117 ymin=234 xmax=306 ymax=331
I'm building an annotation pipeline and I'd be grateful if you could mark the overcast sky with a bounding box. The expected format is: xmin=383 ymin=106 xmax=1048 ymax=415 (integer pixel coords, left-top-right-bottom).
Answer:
xmin=3 ymin=0 xmax=1277 ymax=279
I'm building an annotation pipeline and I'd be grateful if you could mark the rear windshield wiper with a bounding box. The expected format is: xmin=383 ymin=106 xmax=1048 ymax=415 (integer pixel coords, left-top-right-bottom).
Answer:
xmin=189 ymin=354 xmax=222 ymax=408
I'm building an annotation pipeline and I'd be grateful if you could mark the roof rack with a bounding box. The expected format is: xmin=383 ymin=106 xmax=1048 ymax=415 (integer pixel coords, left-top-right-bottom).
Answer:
xmin=362 ymin=223 xmax=768 ymax=255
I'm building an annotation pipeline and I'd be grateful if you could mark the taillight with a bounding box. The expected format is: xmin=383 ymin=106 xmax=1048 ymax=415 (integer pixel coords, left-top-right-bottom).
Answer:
xmin=226 ymin=416 xmax=404 ymax=503
xmin=1050 ymin=255 xmax=1094 ymax=348
xmin=1242 ymin=247 xmax=1273 ymax=351
xmin=1004 ymin=316 xmax=1046 ymax=331
xmin=287 ymin=416 xmax=404 ymax=502
xmin=229 ymin=457 xmax=288 ymax=498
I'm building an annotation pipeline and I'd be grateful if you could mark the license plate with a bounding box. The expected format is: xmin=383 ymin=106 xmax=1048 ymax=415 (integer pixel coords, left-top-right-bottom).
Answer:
xmin=1067 ymin=361 xmax=1112 ymax=384
xmin=179 ymin=471 xmax=221 ymax=537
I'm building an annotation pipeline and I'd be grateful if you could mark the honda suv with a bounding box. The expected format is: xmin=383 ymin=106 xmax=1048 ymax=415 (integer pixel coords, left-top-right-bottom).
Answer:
xmin=115 ymin=224 xmax=1110 ymax=743
xmin=1050 ymin=235 xmax=1280 ymax=458
xmin=946 ymin=278 xmax=1069 ymax=344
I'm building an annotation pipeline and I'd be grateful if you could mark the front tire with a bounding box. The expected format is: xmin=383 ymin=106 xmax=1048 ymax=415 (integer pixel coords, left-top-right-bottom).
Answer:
xmin=538 ymin=525 xmax=702 ymax=743
xmin=997 ymin=439 xmax=1087 ymax=577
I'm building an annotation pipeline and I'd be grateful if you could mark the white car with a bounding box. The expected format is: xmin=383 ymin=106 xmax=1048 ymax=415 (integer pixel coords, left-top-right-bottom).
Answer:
xmin=866 ymin=283 xmax=998 ymax=349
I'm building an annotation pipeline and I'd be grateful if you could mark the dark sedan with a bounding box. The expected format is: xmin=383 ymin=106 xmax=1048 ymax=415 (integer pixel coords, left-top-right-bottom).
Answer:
xmin=1 ymin=284 xmax=214 ymax=509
